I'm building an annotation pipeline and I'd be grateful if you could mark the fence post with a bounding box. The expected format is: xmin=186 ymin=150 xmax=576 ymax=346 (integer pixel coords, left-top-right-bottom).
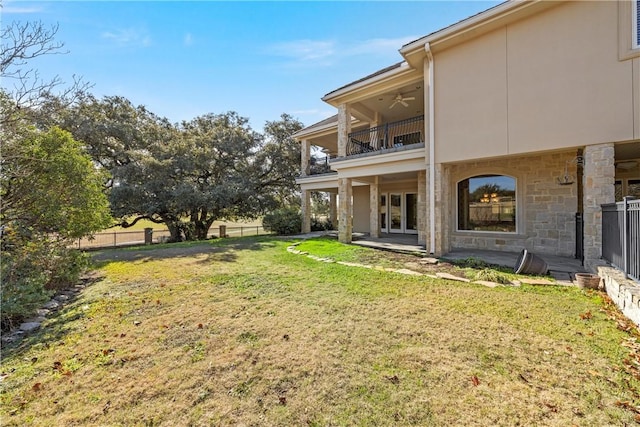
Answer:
xmin=113 ymin=232 xmax=117 ymax=248
xmin=219 ymin=225 xmax=226 ymax=238
xmin=144 ymin=228 xmax=153 ymax=245
xmin=623 ymin=196 xmax=631 ymax=279
xmin=241 ymin=226 xmax=243 ymax=237
xmin=256 ymin=226 xmax=259 ymax=236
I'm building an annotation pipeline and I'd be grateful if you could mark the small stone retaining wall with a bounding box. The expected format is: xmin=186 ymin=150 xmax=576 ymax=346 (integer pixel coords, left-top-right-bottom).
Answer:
xmin=599 ymin=265 xmax=640 ymax=327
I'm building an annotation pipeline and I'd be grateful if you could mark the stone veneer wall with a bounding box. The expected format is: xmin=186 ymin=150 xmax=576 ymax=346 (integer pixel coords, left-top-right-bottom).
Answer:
xmin=582 ymin=143 xmax=615 ymax=269
xmin=417 ymin=170 xmax=427 ymax=246
xmin=446 ymin=150 xmax=579 ymax=257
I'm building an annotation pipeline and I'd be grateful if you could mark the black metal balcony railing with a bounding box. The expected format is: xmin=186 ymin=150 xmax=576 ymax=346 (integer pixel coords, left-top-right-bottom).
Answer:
xmin=602 ymin=197 xmax=640 ymax=282
xmin=309 ymin=155 xmax=335 ymax=175
xmin=347 ymin=115 xmax=424 ymax=156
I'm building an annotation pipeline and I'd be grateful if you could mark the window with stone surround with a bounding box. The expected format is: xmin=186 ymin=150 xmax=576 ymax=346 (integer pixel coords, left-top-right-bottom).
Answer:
xmin=457 ymin=175 xmax=516 ymax=232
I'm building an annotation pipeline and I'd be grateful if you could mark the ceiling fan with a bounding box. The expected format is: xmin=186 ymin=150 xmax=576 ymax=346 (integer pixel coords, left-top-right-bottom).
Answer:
xmin=389 ymin=93 xmax=415 ymax=109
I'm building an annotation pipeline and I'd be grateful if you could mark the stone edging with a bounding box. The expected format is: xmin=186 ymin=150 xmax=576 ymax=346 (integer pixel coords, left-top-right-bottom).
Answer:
xmin=1 ymin=282 xmax=88 ymax=345
xmin=285 ymin=242 xmax=561 ymax=288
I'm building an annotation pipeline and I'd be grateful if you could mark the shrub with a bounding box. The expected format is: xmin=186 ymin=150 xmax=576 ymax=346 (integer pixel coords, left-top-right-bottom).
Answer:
xmin=262 ymin=208 xmax=302 ymax=235
xmin=1 ymin=228 xmax=52 ymax=329
xmin=311 ymin=217 xmax=334 ymax=231
xmin=0 ymin=225 xmax=90 ymax=329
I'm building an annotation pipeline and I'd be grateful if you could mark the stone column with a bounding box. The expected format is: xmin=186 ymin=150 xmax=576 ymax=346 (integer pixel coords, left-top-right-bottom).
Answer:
xmin=337 ymin=104 xmax=351 ymax=158
xmin=433 ymin=163 xmax=450 ymax=256
xmin=417 ymin=169 xmax=427 ymax=246
xmin=583 ymin=143 xmax=615 ymax=270
xmin=338 ymin=178 xmax=353 ymax=243
xmin=369 ymin=177 xmax=380 ymax=238
xmin=329 ymin=193 xmax=337 ymax=227
xmin=301 ymin=189 xmax=311 ymax=234
xmin=301 ymin=139 xmax=310 ymax=176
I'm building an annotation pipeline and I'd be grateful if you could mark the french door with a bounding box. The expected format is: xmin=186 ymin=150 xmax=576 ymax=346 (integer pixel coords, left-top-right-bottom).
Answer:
xmin=380 ymin=192 xmax=418 ymax=234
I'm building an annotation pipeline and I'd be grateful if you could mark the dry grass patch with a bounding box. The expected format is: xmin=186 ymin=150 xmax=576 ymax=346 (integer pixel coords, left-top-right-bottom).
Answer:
xmin=1 ymin=237 xmax=639 ymax=426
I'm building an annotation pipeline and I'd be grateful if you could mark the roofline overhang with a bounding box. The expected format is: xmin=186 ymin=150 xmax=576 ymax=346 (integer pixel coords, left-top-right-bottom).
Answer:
xmin=292 ymin=116 xmax=364 ymax=141
xmin=321 ymin=61 xmax=419 ymax=106
xmin=399 ymin=0 xmax=557 ymax=67
xmin=292 ymin=121 xmax=338 ymax=140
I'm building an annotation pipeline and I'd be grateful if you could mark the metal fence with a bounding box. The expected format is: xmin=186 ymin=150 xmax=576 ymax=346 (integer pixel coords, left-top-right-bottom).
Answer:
xmin=347 ymin=115 xmax=424 ymax=156
xmin=76 ymin=225 xmax=270 ymax=250
xmin=602 ymin=197 xmax=639 ymax=281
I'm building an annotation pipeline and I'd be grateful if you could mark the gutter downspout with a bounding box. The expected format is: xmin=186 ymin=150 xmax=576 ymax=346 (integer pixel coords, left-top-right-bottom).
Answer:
xmin=425 ymin=42 xmax=436 ymax=254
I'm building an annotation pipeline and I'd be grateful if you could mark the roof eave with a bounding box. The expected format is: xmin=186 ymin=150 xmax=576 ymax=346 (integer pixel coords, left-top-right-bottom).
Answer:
xmin=321 ymin=61 xmax=413 ymax=105
xmin=399 ymin=0 xmax=551 ymax=59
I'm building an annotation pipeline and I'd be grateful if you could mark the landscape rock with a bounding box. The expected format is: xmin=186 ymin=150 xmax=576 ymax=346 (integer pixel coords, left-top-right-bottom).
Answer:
xmin=393 ymin=268 xmax=423 ymax=276
xmin=19 ymin=322 xmax=41 ymax=332
xmin=473 ymin=280 xmax=500 ymax=288
xmin=55 ymin=294 xmax=70 ymax=302
xmin=1 ymin=331 xmax=25 ymax=344
xmin=42 ymin=300 xmax=60 ymax=310
xmin=436 ymin=272 xmax=472 ymax=283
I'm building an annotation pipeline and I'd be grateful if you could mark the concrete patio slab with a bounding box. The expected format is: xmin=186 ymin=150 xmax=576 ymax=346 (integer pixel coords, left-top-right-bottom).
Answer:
xmin=442 ymin=248 xmax=586 ymax=274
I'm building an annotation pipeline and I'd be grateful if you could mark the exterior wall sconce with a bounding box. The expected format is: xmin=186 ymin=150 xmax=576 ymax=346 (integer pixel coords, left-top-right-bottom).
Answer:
xmin=557 ymin=156 xmax=584 ymax=186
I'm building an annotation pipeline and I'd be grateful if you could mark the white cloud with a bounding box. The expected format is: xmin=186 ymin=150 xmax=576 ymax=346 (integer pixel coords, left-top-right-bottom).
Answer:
xmin=266 ymin=40 xmax=336 ymax=66
xmin=183 ymin=33 xmax=193 ymax=47
xmin=1 ymin=5 xmax=44 ymax=14
xmin=101 ymin=28 xmax=152 ymax=48
xmin=266 ymin=36 xmax=419 ymax=68
xmin=346 ymin=36 xmax=420 ymax=56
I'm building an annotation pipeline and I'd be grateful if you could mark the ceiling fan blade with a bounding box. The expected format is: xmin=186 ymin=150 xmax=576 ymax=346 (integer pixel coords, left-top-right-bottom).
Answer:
xmin=389 ymin=101 xmax=398 ymax=109
xmin=400 ymin=100 xmax=409 ymax=107
xmin=403 ymin=96 xmax=415 ymax=101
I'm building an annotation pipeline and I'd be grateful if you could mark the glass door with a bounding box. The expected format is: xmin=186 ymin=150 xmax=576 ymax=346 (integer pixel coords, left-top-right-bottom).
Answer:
xmin=405 ymin=193 xmax=418 ymax=234
xmin=380 ymin=194 xmax=387 ymax=233
xmin=389 ymin=193 xmax=402 ymax=233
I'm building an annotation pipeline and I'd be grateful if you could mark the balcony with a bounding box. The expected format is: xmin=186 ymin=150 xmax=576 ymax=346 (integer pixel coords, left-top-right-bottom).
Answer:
xmin=347 ymin=115 xmax=424 ymax=157
xmin=309 ymin=155 xmax=336 ymax=175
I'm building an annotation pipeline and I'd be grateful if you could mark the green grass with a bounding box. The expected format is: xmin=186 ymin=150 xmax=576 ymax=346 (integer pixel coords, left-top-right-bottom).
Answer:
xmin=1 ymin=237 xmax=639 ymax=426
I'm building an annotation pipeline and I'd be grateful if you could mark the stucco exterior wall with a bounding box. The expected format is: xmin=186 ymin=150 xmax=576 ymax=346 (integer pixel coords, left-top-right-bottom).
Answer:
xmin=435 ymin=0 xmax=635 ymax=163
xmin=353 ymin=185 xmax=370 ymax=233
xmin=447 ymin=150 xmax=579 ymax=257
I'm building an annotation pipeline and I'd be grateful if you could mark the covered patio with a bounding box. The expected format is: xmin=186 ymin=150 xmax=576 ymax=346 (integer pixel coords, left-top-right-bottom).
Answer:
xmin=351 ymin=233 xmax=586 ymax=280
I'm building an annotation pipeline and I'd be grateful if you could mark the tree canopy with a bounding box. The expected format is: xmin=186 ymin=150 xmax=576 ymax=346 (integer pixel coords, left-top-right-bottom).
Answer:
xmin=57 ymin=96 xmax=304 ymax=241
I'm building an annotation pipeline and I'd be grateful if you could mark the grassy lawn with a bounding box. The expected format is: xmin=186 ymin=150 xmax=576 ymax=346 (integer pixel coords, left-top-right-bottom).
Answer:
xmin=2 ymin=237 xmax=640 ymax=425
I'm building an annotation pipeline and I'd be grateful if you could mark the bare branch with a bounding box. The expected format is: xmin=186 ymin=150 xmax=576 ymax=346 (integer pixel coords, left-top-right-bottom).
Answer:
xmin=1 ymin=21 xmax=66 ymax=74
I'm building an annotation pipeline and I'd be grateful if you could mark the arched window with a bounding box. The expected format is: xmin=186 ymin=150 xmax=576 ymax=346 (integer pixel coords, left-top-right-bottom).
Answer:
xmin=457 ymin=175 xmax=516 ymax=232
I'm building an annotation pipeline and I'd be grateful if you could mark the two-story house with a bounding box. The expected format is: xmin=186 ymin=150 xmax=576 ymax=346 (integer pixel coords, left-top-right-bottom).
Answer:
xmin=294 ymin=0 xmax=640 ymax=270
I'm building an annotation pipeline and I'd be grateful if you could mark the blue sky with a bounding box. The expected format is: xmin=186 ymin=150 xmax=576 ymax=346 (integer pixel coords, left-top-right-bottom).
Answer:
xmin=2 ymin=1 xmax=500 ymax=130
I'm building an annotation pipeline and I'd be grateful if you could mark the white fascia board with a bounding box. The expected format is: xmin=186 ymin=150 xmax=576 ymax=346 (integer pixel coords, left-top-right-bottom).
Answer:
xmin=293 ymin=124 xmax=337 ymax=140
xmin=322 ymin=62 xmax=412 ymax=104
xmin=293 ymin=117 xmax=362 ymax=141
xmin=330 ymin=149 xmax=426 ymax=178
xmin=296 ymin=174 xmax=339 ymax=188
xmin=292 ymin=121 xmax=337 ymax=139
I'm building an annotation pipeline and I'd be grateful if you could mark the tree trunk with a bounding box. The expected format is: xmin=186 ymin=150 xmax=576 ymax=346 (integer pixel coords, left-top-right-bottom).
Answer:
xmin=166 ymin=221 xmax=183 ymax=242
